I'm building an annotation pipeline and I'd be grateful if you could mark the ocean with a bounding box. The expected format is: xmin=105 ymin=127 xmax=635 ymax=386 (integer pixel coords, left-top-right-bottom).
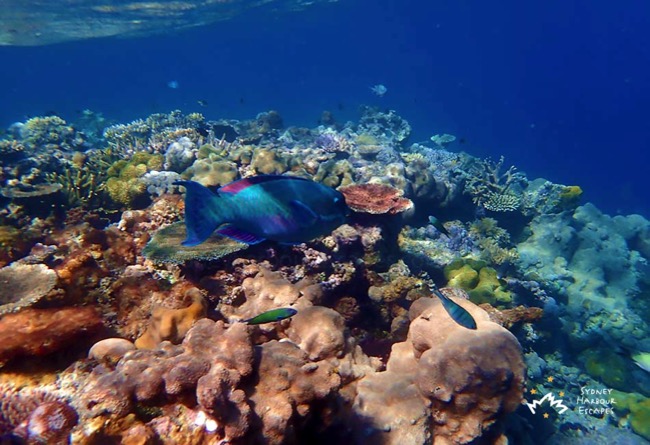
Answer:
xmin=2 ymin=0 xmax=649 ymax=217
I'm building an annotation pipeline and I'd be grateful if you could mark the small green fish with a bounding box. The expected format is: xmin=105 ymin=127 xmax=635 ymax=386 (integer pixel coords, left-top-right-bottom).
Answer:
xmin=632 ymin=352 xmax=650 ymax=373
xmin=428 ymin=216 xmax=450 ymax=237
xmin=432 ymin=286 xmax=477 ymax=329
xmin=242 ymin=308 xmax=297 ymax=325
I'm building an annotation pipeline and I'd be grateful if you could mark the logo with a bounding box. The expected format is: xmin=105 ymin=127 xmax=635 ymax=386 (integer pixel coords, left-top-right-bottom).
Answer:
xmin=525 ymin=392 xmax=569 ymax=415
xmin=523 ymin=375 xmax=617 ymax=418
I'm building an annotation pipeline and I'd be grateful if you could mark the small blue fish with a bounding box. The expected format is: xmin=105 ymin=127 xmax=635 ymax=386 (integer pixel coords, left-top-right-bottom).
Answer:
xmin=167 ymin=80 xmax=179 ymax=89
xmin=432 ymin=286 xmax=477 ymax=329
xmin=175 ymin=175 xmax=349 ymax=246
xmin=242 ymin=308 xmax=297 ymax=325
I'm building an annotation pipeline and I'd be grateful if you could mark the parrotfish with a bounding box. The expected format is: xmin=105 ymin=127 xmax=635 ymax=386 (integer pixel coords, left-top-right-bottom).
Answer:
xmin=431 ymin=285 xmax=477 ymax=329
xmin=174 ymin=175 xmax=349 ymax=246
xmin=242 ymin=308 xmax=298 ymax=325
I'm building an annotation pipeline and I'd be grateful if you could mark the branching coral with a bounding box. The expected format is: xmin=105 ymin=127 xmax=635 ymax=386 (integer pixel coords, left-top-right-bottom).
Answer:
xmin=465 ymin=156 xmax=527 ymax=211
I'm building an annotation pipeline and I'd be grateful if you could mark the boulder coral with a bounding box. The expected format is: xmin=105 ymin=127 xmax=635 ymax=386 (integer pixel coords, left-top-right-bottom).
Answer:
xmin=354 ymin=290 xmax=524 ymax=445
xmin=134 ymin=288 xmax=207 ymax=349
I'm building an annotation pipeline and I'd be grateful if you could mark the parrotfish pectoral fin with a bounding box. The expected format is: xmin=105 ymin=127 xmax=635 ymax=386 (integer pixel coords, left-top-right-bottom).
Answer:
xmin=289 ymin=200 xmax=319 ymax=227
xmin=432 ymin=287 xmax=477 ymax=329
xmin=174 ymin=180 xmax=224 ymax=246
xmin=216 ymin=225 xmax=265 ymax=244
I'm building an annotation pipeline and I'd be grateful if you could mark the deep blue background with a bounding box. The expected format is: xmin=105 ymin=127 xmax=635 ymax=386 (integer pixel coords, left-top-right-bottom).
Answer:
xmin=2 ymin=0 xmax=649 ymax=217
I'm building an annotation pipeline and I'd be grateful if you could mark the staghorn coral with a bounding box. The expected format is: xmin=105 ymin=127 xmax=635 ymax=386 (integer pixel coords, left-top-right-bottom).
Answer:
xmin=469 ymin=217 xmax=519 ymax=265
xmin=465 ymin=155 xmax=527 ymax=212
xmin=340 ymin=183 xmax=413 ymax=215
xmin=20 ymin=115 xmax=82 ymax=151
xmin=0 ymin=263 xmax=58 ymax=316
xmin=103 ymin=110 xmax=206 ymax=156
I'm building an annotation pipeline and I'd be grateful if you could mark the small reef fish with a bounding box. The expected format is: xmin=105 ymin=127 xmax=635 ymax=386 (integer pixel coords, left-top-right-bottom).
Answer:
xmin=197 ymin=99 xmax=208 ymax=107
xmin=167 ymin=80 xmax=179 ymax=89
xmin=632 ymin=352 xmax=650 ymax=373
xmin=431 ymin=285 xmax=477 ymax=330
xmin=370 ymin=84 xmax=387 ymax=97
xmin=175 ymin=175 xmax=349 ymax=246
xmin=242 ymin=308 xmax=297 ymax=325
xmin=428 ymin=215 xmax=450 ymax=237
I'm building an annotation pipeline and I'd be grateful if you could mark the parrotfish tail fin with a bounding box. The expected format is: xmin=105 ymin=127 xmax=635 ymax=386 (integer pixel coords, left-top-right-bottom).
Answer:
xmin=174 ymin=180 xmax=224 ymax=246
xmin=432 ymin=287 xmax=477 ymax=330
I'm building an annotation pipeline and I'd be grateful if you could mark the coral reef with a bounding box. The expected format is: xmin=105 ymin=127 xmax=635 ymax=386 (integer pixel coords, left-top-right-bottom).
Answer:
xmin=1 ymin=107 xmax=648 ymax=444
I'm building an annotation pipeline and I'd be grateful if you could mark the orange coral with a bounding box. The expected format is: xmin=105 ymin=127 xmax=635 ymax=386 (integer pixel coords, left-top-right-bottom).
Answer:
xmin=339 ymin=183 xmax=413 ymax=214
xmin=479 ymin=303 xmax=544 ymax=329
xmin=134 ymin=289 xmax=207 ymax=349
xmin=0 ymin=307 xmax=103 ymax=366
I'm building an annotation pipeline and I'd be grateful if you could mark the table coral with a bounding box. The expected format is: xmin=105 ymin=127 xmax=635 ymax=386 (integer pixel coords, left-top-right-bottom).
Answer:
xmin=340 ymin=183 xmax=414 ymax=215
xmin=0 ymin=263 xmax=58 ymax=316
xmin=0 ymin=307 xmax=104 ymax=367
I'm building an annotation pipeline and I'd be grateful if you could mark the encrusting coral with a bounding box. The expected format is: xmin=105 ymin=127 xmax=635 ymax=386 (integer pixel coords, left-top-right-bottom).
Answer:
xmin=0 ymin=307 xmax=103 ymax=367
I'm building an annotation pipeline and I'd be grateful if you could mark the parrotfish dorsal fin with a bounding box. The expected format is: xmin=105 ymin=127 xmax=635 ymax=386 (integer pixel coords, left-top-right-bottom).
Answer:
xmin=216 ymin=225 xmax=266 ymax=244
xmin=219 ymin=175 xmax=312 ymax=195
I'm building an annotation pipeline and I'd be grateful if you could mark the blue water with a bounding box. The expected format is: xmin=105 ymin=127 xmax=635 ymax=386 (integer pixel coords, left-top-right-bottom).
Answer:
xmin=2 ymin=0 xmax=649 ymax=217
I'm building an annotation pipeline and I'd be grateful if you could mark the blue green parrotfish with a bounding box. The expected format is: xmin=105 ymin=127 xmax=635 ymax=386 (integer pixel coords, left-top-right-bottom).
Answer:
xmin=174 ymin=175 xmax=349 ymax=246
xmin=242 ymin=308 xmax=298 ymax=325
xmin=431 ymin=285 xmax=477 ymax=329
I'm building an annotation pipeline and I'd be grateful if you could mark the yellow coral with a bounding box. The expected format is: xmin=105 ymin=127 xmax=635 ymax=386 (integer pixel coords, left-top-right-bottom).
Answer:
xmin=250 ymin=148 xmax=287 ymax=175
xmin=444 ymin=260 xmax=512 ymax=307
xmin=135 ymin=290 xmax=207 ymax=349
xmin=558 ymin=185 xmax=583 ymax=209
